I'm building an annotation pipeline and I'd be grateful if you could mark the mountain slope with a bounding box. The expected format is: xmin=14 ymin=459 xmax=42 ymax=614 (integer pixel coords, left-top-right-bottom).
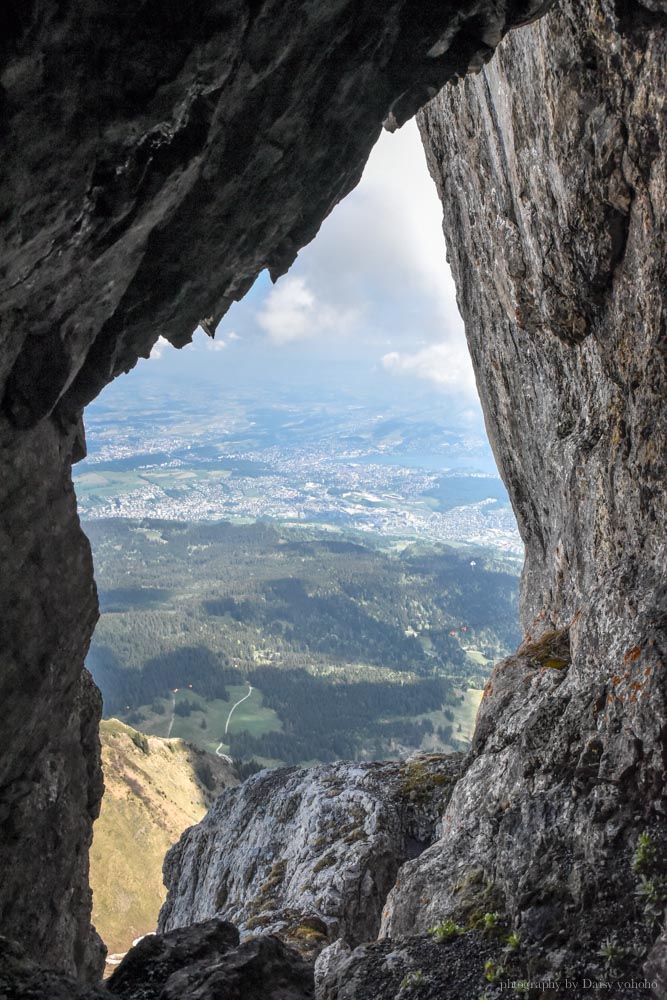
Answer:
xmin=90 ymin=720 xmax=236 ymax=963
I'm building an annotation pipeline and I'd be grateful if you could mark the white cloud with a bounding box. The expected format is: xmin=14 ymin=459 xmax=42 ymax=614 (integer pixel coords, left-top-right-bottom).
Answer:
xmin=300 ymin=120 xmax=462 ymax=325
xmin=227 ymin=331 xmax=241 ymax=341
xmin=382 ymin=341 xmax=477 ymax=396
xmin=257 ymin=275 xmax=358 ymax=345
xmin=206 ymin=338 xmax=228 ymax=352
xmin=257 ymin=277 xmax=315 ymax=343
xmin=150 ymin=336 xmax=169 ymax=360
xmin=212 ymin=119 xmax=478 ymax=404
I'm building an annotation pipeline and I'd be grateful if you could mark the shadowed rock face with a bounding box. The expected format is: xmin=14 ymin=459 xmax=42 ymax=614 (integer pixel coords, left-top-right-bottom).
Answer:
xmin=0 ymin=921 xmax=315 ymax=1000
xmin=1 ymin=0 xmax=551 ymax=424
xmin=378 ymin=0 xmax=667 ymax=972
xmin=0 ymin=0 xmax=549 ymax=980
xmin=106 ymin=921 xmax=315 ymax=1000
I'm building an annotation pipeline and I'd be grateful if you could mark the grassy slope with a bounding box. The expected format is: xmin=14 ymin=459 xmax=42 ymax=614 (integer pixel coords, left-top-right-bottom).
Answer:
xmin=456 ymin=687 xmax=484 ymax=741
xmin=90 ymin=719 xmax=237 ymax=960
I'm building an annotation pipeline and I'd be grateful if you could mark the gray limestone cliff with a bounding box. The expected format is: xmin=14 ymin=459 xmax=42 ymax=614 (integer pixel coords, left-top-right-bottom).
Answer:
xmin=380 ymin=0 xmax=667 ymax=957
xmin=0 ymin=0 xmax=547 ymax=979
xmin=368 ymin=0 xmax=667 ymax=986
xmin=159 ymin=756 xmax=462 ymax=956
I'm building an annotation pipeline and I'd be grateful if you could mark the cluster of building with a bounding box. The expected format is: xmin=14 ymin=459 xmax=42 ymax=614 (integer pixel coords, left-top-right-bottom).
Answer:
xmin=77 ymin=396 xmax=523 ymax=554
xmin=78 ymin=446 xmax=522 ymax=554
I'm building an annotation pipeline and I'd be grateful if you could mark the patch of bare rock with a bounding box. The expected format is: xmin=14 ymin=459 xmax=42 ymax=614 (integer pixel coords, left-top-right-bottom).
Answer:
xmin=160 ymin=754 xmax=464 ymax=957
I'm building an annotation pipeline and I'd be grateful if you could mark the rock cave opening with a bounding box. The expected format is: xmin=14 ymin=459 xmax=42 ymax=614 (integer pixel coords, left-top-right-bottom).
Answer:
xmin=1 ymin=2 xmax=665 ymax=997
xmin=78 ymin=117 xmax=522 ymax=969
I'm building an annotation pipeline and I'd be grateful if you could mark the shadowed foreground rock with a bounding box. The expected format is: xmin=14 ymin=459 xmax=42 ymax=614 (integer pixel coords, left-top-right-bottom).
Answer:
xmin=0 ymin=921 xmax=314 ymax=1000
xmin=105 ymin=919 xmax=241 ymax=999
xmin=0 ymin=936 xmax=106 ymax=1000
xmin=106 ymin=919 xmax=314 ymax=1000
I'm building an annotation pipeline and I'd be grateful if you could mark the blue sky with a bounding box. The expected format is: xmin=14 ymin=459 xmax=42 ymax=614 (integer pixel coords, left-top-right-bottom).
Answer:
xmin=142 ymin=120 xmax=482 ymax=428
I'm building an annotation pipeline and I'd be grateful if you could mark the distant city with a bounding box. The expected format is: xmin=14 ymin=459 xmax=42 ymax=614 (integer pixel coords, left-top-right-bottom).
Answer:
xmin=75 ymin=380 xmax=523 ymax=557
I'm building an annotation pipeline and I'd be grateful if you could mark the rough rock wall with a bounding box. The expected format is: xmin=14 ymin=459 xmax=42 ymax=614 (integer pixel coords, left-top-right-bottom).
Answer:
xmin=0 ymin=921 xmax=316 ymax=1000
xmin=160 ymin=756 xmax=462 ymax=957
xmin=381 ymin=0 xmax=667 ymax=967
xmin=0 ymin=418 xmax=104 ymax=979
xmin=0 ymin=0 xmax=549 ymax=978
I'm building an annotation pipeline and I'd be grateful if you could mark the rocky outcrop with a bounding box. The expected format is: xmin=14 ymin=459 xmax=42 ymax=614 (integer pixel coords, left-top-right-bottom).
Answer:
xmin=0 ymin=0 xmax=549 ymax=978
xmin=0 ymin=652 xmax=105 ymax=981
xmin=374 ymin=0 xmax=667 ymax=979
xmin=160 ymin=755 xmax=462 ymax=957
xmin=0 ymin=936 xmax=107 ymax=1000
xmin=317 ymin=934 xmax=496 ymax=1000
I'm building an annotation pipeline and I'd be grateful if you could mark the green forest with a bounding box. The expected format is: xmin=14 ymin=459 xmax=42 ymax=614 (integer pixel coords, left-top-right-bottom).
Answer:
xmin=85 ymin=519 xmax=520 ymax=765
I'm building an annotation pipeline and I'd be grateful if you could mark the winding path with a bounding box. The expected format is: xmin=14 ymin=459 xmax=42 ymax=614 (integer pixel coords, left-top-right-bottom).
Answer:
xmin=215 ymin=683 xmax=253 ymax=761
xmin=166 ymin=693 xmax=176 ymax=738
xmin=225 ymin=683 xmax=254 ymax=734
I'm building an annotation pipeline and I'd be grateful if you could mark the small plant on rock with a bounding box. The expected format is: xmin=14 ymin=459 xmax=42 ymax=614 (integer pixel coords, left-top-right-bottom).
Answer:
xmin=399 ymin=970 xmax=424 ymax=991
xmin=598 ymin=935 xmax=626 ymax=972
xmin=484 ymin=958 xmax=504 ymax=983
xmin=428 ymin=917 xmax=464 ymax=943
xmin=482 ymin=911 xmax=500 ymax=934
xmin=504 ymin=931 xmax=521 ymax=952
xmin=635 ymin=875 xmax=667 ymax=926
xmin=632 ymin=831 xmax=657 ymax=875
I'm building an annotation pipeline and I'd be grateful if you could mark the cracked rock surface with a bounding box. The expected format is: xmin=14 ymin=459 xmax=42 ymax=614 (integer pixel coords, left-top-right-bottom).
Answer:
xmin=376 ymin=0 xmax=667 ymax=981
xmin=160 ymin=756 xmax=463 ymax=958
